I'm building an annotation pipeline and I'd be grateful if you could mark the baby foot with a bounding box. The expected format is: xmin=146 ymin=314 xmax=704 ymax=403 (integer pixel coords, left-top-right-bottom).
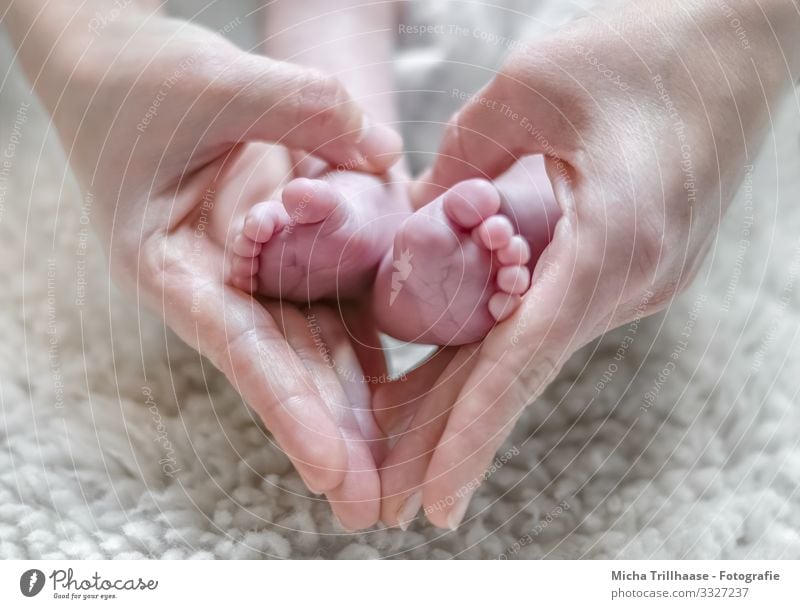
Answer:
xmin=229 ymin=171 xmax=408 ymax=301
xmin=373 ymin=178 xmax=532 ymax=345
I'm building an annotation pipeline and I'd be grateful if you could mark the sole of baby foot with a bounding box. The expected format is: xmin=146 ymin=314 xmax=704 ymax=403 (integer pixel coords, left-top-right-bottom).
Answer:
xmin=373 ymin=178 xmax=531 ymax=345
xmin=244 ymin=176 xmax=396 ymax=301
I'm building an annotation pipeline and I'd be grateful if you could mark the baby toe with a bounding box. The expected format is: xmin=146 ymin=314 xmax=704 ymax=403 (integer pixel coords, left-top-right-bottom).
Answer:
xmin=476 ymin=215 xmax=514 ymax=250
xmin=488 ymin=292 xmax=522 ymax=322
xmin=497 ymin=265 xmax=531 ymax=295
xmin=282 ymin=178 xmax=339 ymax=225
xmin=230 ymin=254 xmax=260 ymax=277
xmin=232 ymin=233 xmax=262 ymax=258
xmin=229 ymin=272 xmax=258 ymax=292
xmin=442 ymin=179 xmax=501 ymax=229
xmin=243 ymin=200 xmax=285 ymax=243
xmin=497 ymin=235 xmax=531 ymax=266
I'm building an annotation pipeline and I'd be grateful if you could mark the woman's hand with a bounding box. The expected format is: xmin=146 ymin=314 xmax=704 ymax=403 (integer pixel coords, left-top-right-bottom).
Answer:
xmin=5 ymin=1 xmax=400 ymax=503
xmin=383 ymin=0 xmax=800 ymax=529
xmin=266 ymin=302 xmax=389 ymax=531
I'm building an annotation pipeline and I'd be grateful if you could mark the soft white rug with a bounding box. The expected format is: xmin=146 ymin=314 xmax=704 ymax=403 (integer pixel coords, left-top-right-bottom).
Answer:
xmin=1 ymin=0 xmax=799 ymax=559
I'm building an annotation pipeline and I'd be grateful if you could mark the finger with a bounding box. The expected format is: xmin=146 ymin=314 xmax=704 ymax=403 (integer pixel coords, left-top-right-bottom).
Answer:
xmin=151 ymin=239 xmax=347 ymax=494
xmin=339 ymin=303 xmax=389 ymax=387
xmin=420 ymin=353 xmax=542 ymax=530
xmin=214 ymin=54 xmax=402 ymax=173
xmin=311 ymin=306 xmax=385 ymax=462
xmin=378 ymin=347 xmax=477 ymax=530
xmin=292 ymin=305 xmax=381 ymax=531
xmin=421 ymin=220 xmax=610 ymax=529
xmin=410 ymin=81 xmax=523 ymax=206
xmin=411 ymin=63 xmax=580 ymax=207
xmin=372 ymin=348 xmax=456 ymax=442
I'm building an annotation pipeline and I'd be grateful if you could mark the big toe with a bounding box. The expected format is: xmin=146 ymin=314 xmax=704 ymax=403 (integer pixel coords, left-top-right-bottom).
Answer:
xmin=442 ymin=178 xmax=501 ymax=229
xmin=282 ymin=178 xmax=339 ymax=225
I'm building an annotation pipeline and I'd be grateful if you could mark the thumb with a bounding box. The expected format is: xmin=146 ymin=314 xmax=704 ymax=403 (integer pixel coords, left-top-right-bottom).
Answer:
xmin=411 ymin=56 xmax=580 ymax=206
xmin=137 ymin=217 xmax=348 ymax=493
xmin=213 ymin=54 xmax=402 ymax=173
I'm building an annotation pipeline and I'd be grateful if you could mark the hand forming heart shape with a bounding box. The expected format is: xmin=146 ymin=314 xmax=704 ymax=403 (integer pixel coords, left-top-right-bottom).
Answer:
xmin=5 ymin=0 xmax=797 ymax=532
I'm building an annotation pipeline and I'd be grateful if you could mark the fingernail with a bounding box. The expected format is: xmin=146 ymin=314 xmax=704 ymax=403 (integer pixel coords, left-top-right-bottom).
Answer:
xmin=357 ymin=116 xmax=403 ymax=168
xmin=397 ymin=491 xmax=423 ymax=531
xmin=299 ymin=473 xmax=324 ymax=495
xmin=446 ymin=494 xmax=472 ymax=531
xmin=332 ymin=512 xmax=356 ymax=533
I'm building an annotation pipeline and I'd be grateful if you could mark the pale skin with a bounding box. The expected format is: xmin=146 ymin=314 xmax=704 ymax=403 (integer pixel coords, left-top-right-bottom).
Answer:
xmin=214 ymin=0 xmax=559 ymax=529
xmin=378 ymin=0 xmax=800 ymax=529
xmin=1 ymin=0 xmax=404 ymax=530
xmin=219 ymin=0 xmax=560 ymax=529
xmin=221 ymin=1 xmax=559 ymax=529
xmin=6 ymin=0 xmax=799 ymax=532
xmin=230 ymin=1 xmax=551 ymax=346
xmin=237 ymin=0 xmax=800 ymax=531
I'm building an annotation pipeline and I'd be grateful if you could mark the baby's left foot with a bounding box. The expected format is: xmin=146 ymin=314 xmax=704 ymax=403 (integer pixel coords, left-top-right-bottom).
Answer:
xmin=372 ymin=178 xmax=531 ymax=345
xmin=229 ymin=170 xmax=408 ymax=301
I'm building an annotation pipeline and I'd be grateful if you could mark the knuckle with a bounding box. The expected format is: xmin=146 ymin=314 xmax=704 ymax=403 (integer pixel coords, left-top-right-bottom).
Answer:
xmin=294 ymin=70 xmax=352 ymax=134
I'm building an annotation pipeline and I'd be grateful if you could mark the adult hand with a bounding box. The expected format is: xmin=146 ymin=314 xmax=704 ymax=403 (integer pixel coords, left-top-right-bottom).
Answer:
xmin=4 ymin=0 xmax=400 ymax=520
xmin=382 ymin=0 xmax=800 ymax=529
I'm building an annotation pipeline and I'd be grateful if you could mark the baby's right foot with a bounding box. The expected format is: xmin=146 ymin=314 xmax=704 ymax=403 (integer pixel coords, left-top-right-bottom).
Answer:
xmin=372 ymin=179 xmax=532 ymax=345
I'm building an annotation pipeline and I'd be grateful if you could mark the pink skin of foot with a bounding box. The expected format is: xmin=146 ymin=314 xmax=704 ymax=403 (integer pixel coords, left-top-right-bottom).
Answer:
xmin=229 ymin=169 xmax=409 ymax=302
xmin=227 ymin=153 xmax=558 ymax=347
xmin=372 ymin=155 xmax=560 ymax=345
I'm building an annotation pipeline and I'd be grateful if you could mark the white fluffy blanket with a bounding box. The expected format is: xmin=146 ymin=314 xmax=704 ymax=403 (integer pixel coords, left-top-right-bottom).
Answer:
xmin=1 ymin=0 xmax=799 ymax=559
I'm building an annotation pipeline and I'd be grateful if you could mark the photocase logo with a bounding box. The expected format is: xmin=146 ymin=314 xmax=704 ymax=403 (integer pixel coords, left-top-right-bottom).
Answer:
xmin=20 ymin=569 xmax=45 ymax=597
xmin=389 ymin=248 xmax=413 ymax=306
